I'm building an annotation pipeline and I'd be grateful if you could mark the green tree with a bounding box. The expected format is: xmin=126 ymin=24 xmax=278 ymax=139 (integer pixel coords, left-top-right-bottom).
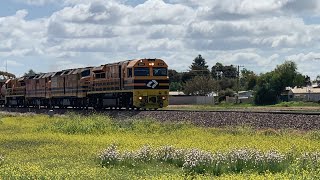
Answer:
xmin=181 ymin=71 xmax=193 ymax=83
xmin=169 ymin=82 xmax=183 ymax=91
xmin=189 ymin=55 xmax=209 ymax=76
xmin=183 ymin=76 xmax=216 ymax=96
xmin=218 ymin=78 xmax=236 ymax=90
xmin=254 ymin=72 xmax=278 ymax=105
xmin=218 ymin=88 xmax=235 ymax=102
xmin=168 ymin=69 xmax=181 ymax=83
xmin=254 ymin=61 xmax=306 ymax=105
xmin=24 ymin=69 xmax=37 ymax=76
xmin=211 ymin=63 xmax=237 ymax=79
xmin=240 ymin=68 xmax=257 ymax=90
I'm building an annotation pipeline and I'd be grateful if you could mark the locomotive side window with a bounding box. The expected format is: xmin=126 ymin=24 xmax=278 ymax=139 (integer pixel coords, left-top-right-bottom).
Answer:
xmin=127 ymin=68 xmax=132 ymax=77
xmin=81 ymin=69 xmax=90 ymax=77
xmin=95 ymin=73 xmax=106 ymax=79
xmin=153 ymin=67 xmax=167 ymax=76
xmin=134 ymin=68 xmax=150 ymax=76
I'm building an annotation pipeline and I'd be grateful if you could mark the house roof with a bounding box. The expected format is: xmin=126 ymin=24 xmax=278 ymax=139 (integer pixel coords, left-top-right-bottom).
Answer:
xmin=169 ymin=91 xmax=185 ymax=96
xmin=290 ymin=87 xmax=320 ymax=94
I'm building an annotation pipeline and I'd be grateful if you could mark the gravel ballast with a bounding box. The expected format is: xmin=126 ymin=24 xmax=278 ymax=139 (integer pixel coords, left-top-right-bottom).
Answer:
xmin=1 ymin=108 xmax=320 ymax=130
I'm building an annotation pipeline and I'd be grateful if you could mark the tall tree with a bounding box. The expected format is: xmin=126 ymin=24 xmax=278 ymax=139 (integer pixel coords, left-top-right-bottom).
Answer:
xmin=189 ymin=54 xmax=209 ymax=76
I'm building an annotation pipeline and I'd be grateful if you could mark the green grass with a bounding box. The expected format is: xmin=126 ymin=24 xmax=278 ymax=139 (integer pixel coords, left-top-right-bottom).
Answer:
xmin=271 ymin=101 xmax=320 ymax=107
xmin=165 ymin=101 xmax=320 ymax=111
xmin=0 ymin=113 xmax=320 ymax=179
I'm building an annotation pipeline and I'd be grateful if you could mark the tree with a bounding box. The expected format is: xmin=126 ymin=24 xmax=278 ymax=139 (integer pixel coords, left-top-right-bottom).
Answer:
xmin=218 ymin=78 xmax=236 ymax=90
xmin=168 ymin=69 xmax=181 ymax=83
xmin=211 ymin=62 xmax=237 ymax=80
xmin=240 ymin=68 xmax=257 ymax=90
xmin=254 ymin=72 xmax=278 ymax=105
xmin=183 ymin=76 xmax=216 ymax=96
xmin=189 ymin=55 xmax=209 ymax=76
xmin=181 ymin=71 xmax=193 ymax=83
xmin=254 ymin=61 xmax=306 ymax=105
xmin=211 ymin=62 xmax=223 ymax=79
xmin=218 ymin=88 xmax=235 ymax=102
xmin=316 ymin=75 xmax=320 ymax=85
xmin=170 ymin=82 xmax=183 ymax=91
xmin=0 ymin=71 xmax=16 ymax=79
xmin=24 ymin=69 xmax=37 ymax=76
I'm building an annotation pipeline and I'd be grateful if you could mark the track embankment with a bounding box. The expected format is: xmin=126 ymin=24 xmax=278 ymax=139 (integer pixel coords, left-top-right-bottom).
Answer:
xmin=1 ymin=108 xmax=320 ymax=130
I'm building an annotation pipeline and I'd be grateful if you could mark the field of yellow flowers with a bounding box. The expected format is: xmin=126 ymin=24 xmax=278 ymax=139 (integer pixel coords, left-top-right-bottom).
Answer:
xmin=0 ymin=112 xmax=320 ymax=179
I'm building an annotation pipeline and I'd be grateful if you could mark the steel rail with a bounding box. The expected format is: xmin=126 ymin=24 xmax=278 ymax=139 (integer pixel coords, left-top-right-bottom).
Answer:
xmin=1 ymin=107 xmax=320 ymax=116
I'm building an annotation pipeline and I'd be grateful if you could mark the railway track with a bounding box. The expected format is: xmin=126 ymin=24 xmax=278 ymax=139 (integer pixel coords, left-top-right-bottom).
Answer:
xmin=1 ymin=107 xmax=320 ymax=130
xmin=1 ymin=107 xmax=320 ymax=115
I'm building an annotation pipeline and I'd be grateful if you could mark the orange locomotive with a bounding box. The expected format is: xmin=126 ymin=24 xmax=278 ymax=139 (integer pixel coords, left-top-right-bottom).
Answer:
xmin=3 ymin=59 xmax=169 ymax=110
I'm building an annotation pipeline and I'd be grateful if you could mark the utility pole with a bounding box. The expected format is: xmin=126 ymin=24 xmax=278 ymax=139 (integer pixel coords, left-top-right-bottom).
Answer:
xmin=6 ymin=60 xmax=7 ymax=73
xmin=236 ymin=65 xmax=244 ymax=104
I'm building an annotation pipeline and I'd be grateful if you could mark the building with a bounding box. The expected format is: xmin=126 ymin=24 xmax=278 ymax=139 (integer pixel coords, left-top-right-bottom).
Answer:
xmin=287 ymin=86 xmax=320 ymax=102
xmin=225 ymin=90 xmax=254 ymax=103
xmin=168 ymin=91 xmax=215 ymax=105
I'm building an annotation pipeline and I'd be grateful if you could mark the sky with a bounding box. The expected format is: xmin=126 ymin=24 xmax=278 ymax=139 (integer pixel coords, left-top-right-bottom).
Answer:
xmin=1 ymin=0 xmax=320 ymax=78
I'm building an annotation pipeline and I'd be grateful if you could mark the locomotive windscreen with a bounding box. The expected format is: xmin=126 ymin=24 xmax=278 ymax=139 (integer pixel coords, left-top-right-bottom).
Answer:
xmin=134 ymin=68 xmax=150 ymax=76
xmin=153 ymin=68 xmax=167 ymax=76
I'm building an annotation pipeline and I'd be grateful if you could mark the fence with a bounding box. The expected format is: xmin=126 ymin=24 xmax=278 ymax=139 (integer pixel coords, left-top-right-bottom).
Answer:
xmin=169 ymin=96 xmax=215 ymax=105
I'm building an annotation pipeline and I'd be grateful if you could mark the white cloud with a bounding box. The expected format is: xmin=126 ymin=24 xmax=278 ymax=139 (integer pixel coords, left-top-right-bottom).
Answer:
xmin=0 ymin=9 xmax=46 ymax=57
xmin=15 ymin=0 xmax=57 ymax=6
xmin=128 ymin=0 xmax=194 ymax=25
xmin=285 ymin=52 xmax=320 ymax=78
xmin=2 ymin=0 xmax=320 ymax=79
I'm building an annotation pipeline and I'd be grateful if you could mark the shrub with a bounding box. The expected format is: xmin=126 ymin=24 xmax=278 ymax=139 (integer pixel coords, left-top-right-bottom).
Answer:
xmin=0 ymin=155 xmax=4 ymax=166
xmin=182 ymin=149 xmax=213 ymax=175
xmin=134 ymin=145 xmax=153 ymax=162
xmin=155 ymin=146 xmax=187 ymax=167
xmin=298 ymin=152 xmax=320 ymax=171
xmin=227 ymin=148 xmax=260 ymax=173
xmin=98 ymin=144 xmax=120 ymax=167
xmin=263 ymin=150 xmax=287 ymax=173
xmin=98 ymin=145 xmax=320 ymax=176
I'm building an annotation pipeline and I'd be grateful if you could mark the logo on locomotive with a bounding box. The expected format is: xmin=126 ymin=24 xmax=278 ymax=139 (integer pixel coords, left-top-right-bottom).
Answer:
xmin=146 ymin=80 xmax=158 ymax=89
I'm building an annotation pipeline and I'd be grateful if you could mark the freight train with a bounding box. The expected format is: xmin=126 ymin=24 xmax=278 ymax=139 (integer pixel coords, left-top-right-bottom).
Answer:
xmin=1 ymin=59 xmax=169 ymax=110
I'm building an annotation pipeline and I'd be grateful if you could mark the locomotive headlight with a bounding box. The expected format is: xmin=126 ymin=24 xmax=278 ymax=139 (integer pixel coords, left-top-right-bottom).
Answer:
xmin=139 ymin=96 xmax=143 ymax=100
xmin=162 ymin=96 xmax=166 ymax=100
xmin=149 ymin=63 xmax=155 ymax=66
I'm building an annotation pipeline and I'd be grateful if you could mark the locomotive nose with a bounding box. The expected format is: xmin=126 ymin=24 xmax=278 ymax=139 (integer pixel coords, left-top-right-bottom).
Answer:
xmin=149 ymin=96 xmax=157 ymax=103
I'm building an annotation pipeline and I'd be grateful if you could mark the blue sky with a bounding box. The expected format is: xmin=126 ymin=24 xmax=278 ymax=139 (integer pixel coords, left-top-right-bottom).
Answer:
xmin=1 ymin=0 xmax=320 ymax=78
xmin=0 ymin=1 xmax=57 ymax=19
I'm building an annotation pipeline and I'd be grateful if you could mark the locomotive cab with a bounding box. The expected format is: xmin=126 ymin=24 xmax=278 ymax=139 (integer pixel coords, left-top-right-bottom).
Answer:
xmin=126 ymin=59 xmax=169 ymax=109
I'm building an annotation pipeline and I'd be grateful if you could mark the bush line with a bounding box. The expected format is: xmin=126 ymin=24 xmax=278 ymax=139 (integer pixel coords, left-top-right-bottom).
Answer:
xmin=98 ymin=144 xmax=320 ymax=176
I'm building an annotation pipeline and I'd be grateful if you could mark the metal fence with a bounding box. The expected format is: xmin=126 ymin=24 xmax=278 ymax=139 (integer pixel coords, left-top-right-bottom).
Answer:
xmin=169 ymin=96 xmax=215 ymax=105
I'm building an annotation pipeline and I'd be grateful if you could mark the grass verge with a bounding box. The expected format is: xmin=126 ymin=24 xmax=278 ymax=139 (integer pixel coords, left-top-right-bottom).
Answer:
xmin=0 ymin=113 xmax=320 ymax=179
